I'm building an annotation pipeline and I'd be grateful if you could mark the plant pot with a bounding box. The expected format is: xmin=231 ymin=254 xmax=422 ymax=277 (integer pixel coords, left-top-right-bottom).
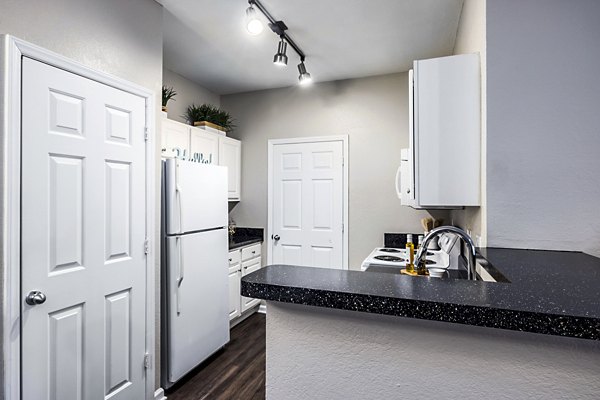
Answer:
xmin=194 ymin=120 xmax=227 ymax=135
xmin=161 ymin=106 xmax=168 ymax=112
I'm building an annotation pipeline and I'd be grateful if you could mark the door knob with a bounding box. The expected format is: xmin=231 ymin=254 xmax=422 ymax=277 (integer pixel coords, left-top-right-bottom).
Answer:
xmin=25 ymin=291 xmax=46 ymax=306
xmin=272 ymin=234 xmax=280 ymax=241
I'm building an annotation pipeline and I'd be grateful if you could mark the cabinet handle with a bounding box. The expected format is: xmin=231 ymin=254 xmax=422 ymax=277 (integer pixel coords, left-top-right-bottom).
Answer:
xmin=251 ymin=251 xmax=256 ymax=254
xmin=229 ymin=258 xmax=232 ymax=262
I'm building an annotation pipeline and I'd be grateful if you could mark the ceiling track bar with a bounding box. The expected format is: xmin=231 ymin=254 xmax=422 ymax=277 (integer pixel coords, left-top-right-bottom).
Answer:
xmin=249 ymin=0 xmax=306 ymax=61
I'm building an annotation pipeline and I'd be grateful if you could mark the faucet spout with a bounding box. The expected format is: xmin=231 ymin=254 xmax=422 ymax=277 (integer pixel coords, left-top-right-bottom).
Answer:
xmin=415 ymin=226 xmax=477 ymax=280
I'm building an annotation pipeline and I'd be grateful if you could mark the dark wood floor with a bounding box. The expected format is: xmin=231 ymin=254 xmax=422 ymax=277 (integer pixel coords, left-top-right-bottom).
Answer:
xmin=166 ymin=313 xmax=266 ymax=400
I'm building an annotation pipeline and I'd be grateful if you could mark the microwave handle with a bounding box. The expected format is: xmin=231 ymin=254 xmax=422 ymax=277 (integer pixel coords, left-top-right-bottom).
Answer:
xmin=395 ymin=165 xmax=402 ymax=199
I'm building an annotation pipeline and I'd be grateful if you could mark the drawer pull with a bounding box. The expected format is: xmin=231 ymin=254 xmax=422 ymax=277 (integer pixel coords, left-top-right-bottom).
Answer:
xmin=251 ymin=251 xmax=256 ymax=254
xmin=229 ymin=258 xmax=232 ymax=262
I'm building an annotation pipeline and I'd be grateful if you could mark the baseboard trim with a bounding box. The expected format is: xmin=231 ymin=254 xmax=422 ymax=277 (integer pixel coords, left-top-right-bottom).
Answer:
xmin=258 ymin=303 xmax=267 ymax=314
xmin=154 ymin=388 xmax=167 ymax=400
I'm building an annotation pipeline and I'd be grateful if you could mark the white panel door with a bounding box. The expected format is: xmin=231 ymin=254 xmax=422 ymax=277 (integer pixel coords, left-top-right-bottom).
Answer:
xmin=21 ymin=58 xmax=147 ymax=400
xmin=218 ymin=136 xmax=241 ymax=200
xmin=271 ymin=141 xmax=344 ymax=269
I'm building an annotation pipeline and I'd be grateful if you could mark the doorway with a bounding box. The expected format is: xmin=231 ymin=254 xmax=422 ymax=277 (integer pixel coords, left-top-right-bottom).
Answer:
xmin=267 ymin=136 xmax=348 ymax=270
xmin=1 ymin=36 xmax=156 ymax=399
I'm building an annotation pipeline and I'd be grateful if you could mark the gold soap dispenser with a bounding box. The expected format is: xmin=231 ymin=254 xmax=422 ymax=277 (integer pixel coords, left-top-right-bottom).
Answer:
xmin=405 ymin=234 xmax=415 ymax=273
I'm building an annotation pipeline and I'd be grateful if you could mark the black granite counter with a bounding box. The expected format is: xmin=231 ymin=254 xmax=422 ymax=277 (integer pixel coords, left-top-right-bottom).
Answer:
xmin=241 ymin=248 xmax=600 ymax=340
xmin=229 ymin=227 xmax=264 ymax=250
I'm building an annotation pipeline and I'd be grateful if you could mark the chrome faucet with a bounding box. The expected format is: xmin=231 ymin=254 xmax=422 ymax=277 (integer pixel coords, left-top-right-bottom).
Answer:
xmin=415 ymin=226 xmax=477 ymax=280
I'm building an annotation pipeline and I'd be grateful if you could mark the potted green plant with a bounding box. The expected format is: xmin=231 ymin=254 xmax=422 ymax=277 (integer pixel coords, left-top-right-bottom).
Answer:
xmin=183 ymin=103 xmax=236 ymax=134
xmin=162 ymin=85 xmax=177 ymax=113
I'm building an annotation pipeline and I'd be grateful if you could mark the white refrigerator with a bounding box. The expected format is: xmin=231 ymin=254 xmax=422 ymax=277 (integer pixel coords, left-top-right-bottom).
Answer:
xmin=161 ymin=158 xmax=230 ymax=389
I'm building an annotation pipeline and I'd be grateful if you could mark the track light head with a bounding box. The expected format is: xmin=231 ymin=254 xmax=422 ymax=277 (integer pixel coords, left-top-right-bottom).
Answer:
xmin=246 ymin=5 xmax=263 ymax=35
xmin=273 ymin=39 xmax=288 ymax=66
xmin=298 ymin=62 xmax=312 ymax=85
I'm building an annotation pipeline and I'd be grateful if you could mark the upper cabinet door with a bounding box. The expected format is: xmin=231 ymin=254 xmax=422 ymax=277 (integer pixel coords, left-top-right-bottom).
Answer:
xmin=218 ymin=136 xmax=241 ymax=201
xmin=413 ymin=53 xmax=480 ymax=207
xmin=162 ymin=119 xmax=191 ymax=159
xmin=190 ymin=127 xmax=219 ymax=165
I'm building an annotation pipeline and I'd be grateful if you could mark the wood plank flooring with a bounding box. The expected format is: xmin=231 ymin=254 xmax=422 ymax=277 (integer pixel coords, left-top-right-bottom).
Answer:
xmin=166 ymin=313 xmax=266 ymax=400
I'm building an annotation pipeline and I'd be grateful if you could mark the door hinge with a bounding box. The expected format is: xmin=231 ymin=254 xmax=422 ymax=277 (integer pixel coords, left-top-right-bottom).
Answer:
xmin=144 ymin=127 xmax=149 ymax=141
xmin=342 ymin=157 xmax=345 ymax=167
xmin=144 ymin=239 xmax=150 ymax=255
xmin=144 ymin=353 xmax=152 ymax=369
xmin=342 ymin=223 xmax=345 ymax=233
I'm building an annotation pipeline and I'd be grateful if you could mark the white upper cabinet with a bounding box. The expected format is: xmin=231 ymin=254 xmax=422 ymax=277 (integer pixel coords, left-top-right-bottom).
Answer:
xmin=190 ymin=126 xmax=219 ymax=164
xmin=161 ymin=118 xmax=242 ymax=201
xmin=162 ymin=119 xmax=190 ymax=160
xmin=219 ymin=136 xmax=241 ymax=201
xmin=399 ymin=53 xmax=481 ymax=209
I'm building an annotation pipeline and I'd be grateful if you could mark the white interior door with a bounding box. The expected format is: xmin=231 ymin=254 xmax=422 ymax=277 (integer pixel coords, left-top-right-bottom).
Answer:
xmin=271 ymin=140 xmax=344 ymax=269
xmin=21 ymin=57 xmax=148 ymax=400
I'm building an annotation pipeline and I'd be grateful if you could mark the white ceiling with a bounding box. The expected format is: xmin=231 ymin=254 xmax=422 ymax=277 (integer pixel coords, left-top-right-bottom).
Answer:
xmin=159 ymin=0 xmax=464 ymax=95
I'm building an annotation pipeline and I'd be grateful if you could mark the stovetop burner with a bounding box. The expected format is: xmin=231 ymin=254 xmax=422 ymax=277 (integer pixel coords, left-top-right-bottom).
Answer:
xmin=374 ymin=255 xmax=404 ymax=262
xmin=379 ymin=248 xmax=401 ymax=253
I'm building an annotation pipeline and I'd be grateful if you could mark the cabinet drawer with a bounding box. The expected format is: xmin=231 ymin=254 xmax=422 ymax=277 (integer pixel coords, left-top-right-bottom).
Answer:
xmin=241 ymin=243 xmax=261 ymax=262
xmin=241 ymin=258 xmax=261 ymax=277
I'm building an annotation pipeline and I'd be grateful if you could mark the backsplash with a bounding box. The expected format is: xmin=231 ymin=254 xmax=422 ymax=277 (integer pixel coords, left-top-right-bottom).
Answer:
xmin=384 ymin=233 xmax=424 ymax=248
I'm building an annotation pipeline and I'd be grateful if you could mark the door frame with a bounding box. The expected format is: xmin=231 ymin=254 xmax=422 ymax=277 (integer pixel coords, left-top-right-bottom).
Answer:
xmin=0 ymin=35 xmax=157 ymax=399
xmin=267 ymin=135 xmax=349 ymax=270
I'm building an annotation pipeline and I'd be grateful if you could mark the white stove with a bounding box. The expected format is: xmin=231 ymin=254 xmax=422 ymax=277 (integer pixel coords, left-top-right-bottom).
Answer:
xmin=360 ymin=247 xmax=450 ymax=271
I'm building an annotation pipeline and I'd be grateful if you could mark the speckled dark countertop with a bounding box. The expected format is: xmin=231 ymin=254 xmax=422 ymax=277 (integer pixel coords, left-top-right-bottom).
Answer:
xmin=241 ymin=247 xmax=600 ymax=340
xmin=229 ymin=227 xmax=264 ymax=250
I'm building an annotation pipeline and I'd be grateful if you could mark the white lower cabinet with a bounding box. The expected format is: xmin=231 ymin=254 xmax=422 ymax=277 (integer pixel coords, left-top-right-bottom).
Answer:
xmin=241 ymin=257 xmax=262 ymax=312
xmin=228 ymin=265 xmax=241 ymax=320
xmin=228 ymin=242 xmax=262 ymax=322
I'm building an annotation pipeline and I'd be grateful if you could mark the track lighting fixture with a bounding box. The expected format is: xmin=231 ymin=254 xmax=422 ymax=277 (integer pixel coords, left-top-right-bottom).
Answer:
xmin=273 ymin=39 xmax=288 ymax=66
xmin=298 ymin=61 xmax=312 ymax=85
xmin=245 ymin=5 xmax=263 ymax=35
xmin=246 ymin=0 xmax=313 ymax=85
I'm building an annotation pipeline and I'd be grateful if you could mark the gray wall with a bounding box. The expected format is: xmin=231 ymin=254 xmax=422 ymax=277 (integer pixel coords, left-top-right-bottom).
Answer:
xmin=486 ymin=0 xmax=600 ymax=257
xmin=0 ymin=0 xmax=164 ymax=390
xmin=163 ymin=68 xmax=220 ymax=123
xmin=222 ymin=73 xmax=445 ymax=270
xmin=449 ymin=0 xmax=486 ymax=245
xmin=267 ymin=302 xmax=600 ymax=400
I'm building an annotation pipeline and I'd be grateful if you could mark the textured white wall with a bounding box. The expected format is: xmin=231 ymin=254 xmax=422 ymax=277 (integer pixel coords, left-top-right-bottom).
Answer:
xmin=486 ymin=0 xmax=600 ymax=256
xmin=162 ymin=68 xmax=220 ymax=123
xmin=449 ymin=0 xmax=487 ymax=246
xmin=267 ymin=302 xmax=600 ymax=400
xmin=0 ymin=0 xmax=163 ymax=389
xmin=221 ymin=73 xmax=448 ymax=270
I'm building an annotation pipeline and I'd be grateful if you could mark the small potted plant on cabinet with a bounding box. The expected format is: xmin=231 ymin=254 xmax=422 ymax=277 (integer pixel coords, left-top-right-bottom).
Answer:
xmin=183 ymin=103 xmax=235 ymax=135
xmin=162 ymin=85 xmax=177 ymax=116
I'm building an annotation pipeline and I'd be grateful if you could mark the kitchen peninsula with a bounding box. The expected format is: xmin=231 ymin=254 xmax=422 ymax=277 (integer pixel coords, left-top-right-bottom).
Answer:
xmin=242 ymin=248 xmax=600 ymax=399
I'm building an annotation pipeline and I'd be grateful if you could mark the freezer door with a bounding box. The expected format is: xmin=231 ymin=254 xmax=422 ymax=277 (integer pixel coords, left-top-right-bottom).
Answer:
xmin=164 ymin=158 xmax=228 ymax=234
xmin=165 ymin=228 xmax=230 ymax=383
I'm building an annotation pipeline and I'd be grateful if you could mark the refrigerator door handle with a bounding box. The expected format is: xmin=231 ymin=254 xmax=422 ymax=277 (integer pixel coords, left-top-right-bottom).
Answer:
xmin=176 ymin=236 xmax=184 ymax=315
xmin=175 ymin=162 xmax=184 ymax=234
xmin=176 ymin=184 xmax=183 ymax=234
